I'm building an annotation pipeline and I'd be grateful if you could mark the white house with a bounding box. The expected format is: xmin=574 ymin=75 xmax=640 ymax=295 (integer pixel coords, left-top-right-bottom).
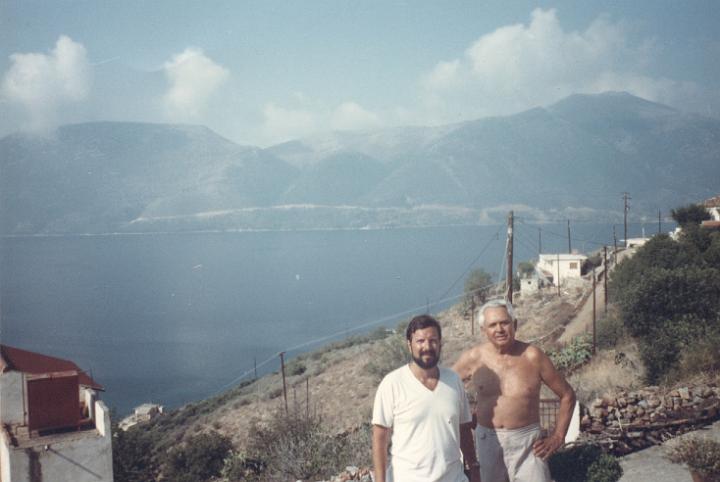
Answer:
xmin=0 ymin=345 xmax=113 ymax=482
xmin=536 ymin=253 xmax=587 ymax=286
xmin=704 ymin=195 xmax=720 ymax=221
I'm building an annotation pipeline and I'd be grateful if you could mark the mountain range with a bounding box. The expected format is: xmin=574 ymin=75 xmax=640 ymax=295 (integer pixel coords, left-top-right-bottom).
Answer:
xmin=1 ymin=92 xmax=718 ymax=234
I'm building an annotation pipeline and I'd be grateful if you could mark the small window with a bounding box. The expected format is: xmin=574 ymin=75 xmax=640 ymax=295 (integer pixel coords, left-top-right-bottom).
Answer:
xmin=569 ymin=262 xmax=578 ymax=269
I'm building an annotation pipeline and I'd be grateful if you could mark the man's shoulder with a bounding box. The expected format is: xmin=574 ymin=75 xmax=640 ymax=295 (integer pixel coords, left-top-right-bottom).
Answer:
xmin=379 ymin=364 xmax=409 ymax=386
xmin=520 ymin=342 xmax=547 ymax=362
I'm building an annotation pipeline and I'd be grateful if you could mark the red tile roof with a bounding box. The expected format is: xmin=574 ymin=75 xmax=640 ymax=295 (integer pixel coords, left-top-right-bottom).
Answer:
xmin=701 ymin=220 xmax=720 ymax=229
xmin=0 ymin=345 xmax=104 ymax=390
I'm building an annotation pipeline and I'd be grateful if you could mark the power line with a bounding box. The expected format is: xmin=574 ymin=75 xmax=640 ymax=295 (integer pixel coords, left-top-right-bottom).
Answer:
xmin=434 ymin=226 xmax=502 ymax=303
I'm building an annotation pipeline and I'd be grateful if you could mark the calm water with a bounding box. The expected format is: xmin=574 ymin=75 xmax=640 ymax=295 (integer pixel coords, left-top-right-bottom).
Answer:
xmin=0 ymin=222 xmax=651 ymax=414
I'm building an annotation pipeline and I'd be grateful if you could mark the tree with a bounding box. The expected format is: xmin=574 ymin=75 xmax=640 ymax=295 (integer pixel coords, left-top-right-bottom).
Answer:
xmin=464 ymin=269 xmax=494 ymax=307
xmin=671 ymin=203 xmax=710 ymax=226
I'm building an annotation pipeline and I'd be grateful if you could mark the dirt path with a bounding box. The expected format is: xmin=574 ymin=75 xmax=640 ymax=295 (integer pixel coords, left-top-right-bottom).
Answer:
xmin=557 ymin=248 xmax=633 ymax=343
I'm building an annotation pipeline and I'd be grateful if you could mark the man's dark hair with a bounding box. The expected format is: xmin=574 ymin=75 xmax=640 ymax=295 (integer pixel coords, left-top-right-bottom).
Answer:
xmin=405 ymin=314 xmax=442 ymax=341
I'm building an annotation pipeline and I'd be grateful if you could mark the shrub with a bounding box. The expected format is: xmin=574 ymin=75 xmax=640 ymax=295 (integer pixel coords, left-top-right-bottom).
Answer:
xmin=587 ymin=454 xmax=624 ymax=482
xmin=162 ymin=431 xmax=233 ymax=482
xmin=365 ymin=334 xmax=409 ymax=381
xmin=286 ymin=360 xmax=307 ymax=376
xmin=666 ymin=437 xmax=720 ymax=479
xmin=549 ymin=444 xmax=622 ymax=482
xmin=549 ymin=335 xmax=593 ymax=373
xmin=595 ymin=312 xmax=626 ymax=349
xmin=112 ymin=425 xmax=158 ymax=482
xmin=246 ymin=409 xmax=367 ymax=481
xmin=221 ymin=452 xmax=266 ymax=481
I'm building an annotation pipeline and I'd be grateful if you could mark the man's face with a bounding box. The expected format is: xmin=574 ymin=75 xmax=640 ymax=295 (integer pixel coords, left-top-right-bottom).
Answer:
xmin=482 ymin=306 xmax=516 ymax=348
xmin=407 ymin=326 xmax=441 ymax=369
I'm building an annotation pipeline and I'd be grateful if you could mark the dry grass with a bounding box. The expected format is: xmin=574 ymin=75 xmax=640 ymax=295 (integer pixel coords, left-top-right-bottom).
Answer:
xmin=567 ymin=342 xmax=644 ymax=404
xmin=147 ymin=277 xmax=631 ymax=454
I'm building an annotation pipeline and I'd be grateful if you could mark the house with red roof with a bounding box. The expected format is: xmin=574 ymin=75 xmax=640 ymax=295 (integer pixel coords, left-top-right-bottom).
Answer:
xmin=0 ymin=345 xmax=113 ymax=482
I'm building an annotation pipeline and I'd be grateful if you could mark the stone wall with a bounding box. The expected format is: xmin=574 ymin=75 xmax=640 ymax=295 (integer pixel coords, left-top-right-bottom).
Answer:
xmin=580 ymin=382 xmax=720 ymax=455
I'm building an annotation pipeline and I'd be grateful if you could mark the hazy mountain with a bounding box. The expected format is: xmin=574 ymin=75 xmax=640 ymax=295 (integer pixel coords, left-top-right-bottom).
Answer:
xmin=1 ymin=92 xmax=718 ymax=234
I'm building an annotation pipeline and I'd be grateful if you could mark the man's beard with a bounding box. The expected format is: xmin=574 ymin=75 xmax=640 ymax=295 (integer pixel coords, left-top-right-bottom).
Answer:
xmin=412 ymin=349 xmax=439 ymax=369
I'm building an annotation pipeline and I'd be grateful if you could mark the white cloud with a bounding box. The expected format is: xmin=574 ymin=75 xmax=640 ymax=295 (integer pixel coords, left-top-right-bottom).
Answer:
xmin=1 ymin=35 xmax=91 ymax=132
xmin=331 ymin=102 xmax=381 ymax=131
xmin=259 ymin=102 xmax=319 ymax=145
xmin=256 ymin=99 xmax=384 ymax=145
xmin=162 ymin=48 xmax=229 ymax=121
xmin=419 ymin=8 xmax=707 ymax=121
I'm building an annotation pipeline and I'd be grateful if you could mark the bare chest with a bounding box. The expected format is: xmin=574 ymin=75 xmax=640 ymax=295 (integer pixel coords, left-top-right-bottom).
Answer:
xmin=471 ymin=357 xmax=540 ymax=399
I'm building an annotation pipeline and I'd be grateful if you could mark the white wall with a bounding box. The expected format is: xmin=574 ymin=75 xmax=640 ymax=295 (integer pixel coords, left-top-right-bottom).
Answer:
xmin=0 ymin=372 xmax=25 ymax=426
xmin=3 ymin=429 xmax=113 ymax=482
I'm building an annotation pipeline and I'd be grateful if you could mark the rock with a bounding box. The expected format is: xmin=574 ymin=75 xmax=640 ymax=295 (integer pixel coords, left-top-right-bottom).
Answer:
xmin=647 ymin=398 xmax=661 ymax=408
xmin=678 ymin=387 xmax=691 ymax=400
xmin=638 ymin=400 xmax=649 ymax=409
xmin=617 ymin=397 xmax=628 ymax=408
xmin=346 ymin=466 xmax=359 ymax=477
xmin=591 ymin=398 xmax=605 ymax=408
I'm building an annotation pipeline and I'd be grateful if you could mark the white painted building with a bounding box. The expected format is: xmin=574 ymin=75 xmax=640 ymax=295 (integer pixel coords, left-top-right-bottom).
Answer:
xmin=704 ymin=195 xmax=720 ymax=221
xmin=536 ymin=253 xmax=588 ymax=286
xmin=0 ymin=345 xmax=113 ymax=482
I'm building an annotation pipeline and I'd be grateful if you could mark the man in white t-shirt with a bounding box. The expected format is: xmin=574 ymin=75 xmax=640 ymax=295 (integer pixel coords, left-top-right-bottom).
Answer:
xmin=372 ymin=315 xmax=480 ymax=482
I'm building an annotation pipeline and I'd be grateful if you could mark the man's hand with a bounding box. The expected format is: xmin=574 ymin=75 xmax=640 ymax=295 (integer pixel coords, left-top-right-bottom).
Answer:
xmin=532 ymin=433 xmax=564 ymax=460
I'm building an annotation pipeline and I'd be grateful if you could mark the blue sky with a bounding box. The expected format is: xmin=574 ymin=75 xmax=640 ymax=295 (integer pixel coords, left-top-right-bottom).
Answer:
xmin=2 ymin=0 xmax=719 ymax=146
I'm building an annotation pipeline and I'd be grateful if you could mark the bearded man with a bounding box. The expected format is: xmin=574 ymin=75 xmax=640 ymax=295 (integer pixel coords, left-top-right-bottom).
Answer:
xmin=372 ymin=314 xmax=480 ymax=482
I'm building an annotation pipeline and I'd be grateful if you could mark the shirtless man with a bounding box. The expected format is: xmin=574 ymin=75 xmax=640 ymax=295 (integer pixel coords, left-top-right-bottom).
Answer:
xmin=453 ymin=299 xmax=576 ymax=482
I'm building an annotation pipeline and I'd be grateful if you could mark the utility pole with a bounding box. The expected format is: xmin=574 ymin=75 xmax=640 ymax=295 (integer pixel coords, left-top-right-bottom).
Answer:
xmin=279 ymin=352 xmax=288 ymax=415
xmin=567 ymin=220 xmax=572 ymax=253
xmin=622 ymin=192 xmax=631 ymax=248
xmin=603 ymin=246 xmax=608 ymax=312
xmin=613 ymin=225 xmax=618 ymax=262
xmin=470 ymin=297 xmax=476 ymax=336
xmin=658 ymin=210 xmax=662 ymax=234
xmin=254 ymin=356 xmax=258 ymax=380
xmin=556 ymin=253 xmax=561 ymax=297
xmin=306 ymin=378 xmax=310 ymax=420
xmin=506 ymin=211 xmax=514 ymax=303
xmin=592 ymin=268 xmax=597 ymax=355
xmin=538 ymin=228 xmax=542 ymax=254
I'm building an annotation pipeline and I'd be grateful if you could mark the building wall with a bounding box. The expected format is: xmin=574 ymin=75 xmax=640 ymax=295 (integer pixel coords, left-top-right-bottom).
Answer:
xmin=0 ymin=372 xmax=25 ymax=426
xmin=0 ymin=391 xmax=113 ymax=482
xmin=537 ymin=255 xmax=586 ymax=285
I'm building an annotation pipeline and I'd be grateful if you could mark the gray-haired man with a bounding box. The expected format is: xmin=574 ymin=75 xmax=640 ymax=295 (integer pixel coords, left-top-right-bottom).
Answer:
xmin=452 ymin=299 xmax=576 ymax=482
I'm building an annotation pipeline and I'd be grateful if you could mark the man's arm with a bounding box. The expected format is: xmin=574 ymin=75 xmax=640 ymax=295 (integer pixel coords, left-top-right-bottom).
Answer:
xmin=372 ymin=424 xmax=391 ymax=482
xmin=532 ymin=348 xmax=576 ymax=460
xmin=460 ymin=422 xmax=481 ymax=482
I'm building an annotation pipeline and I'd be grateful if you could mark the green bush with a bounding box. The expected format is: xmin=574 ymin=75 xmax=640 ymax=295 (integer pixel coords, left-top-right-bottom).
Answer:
xmin=595 ymin=312 xmax=626 ymax=349
xmin=587 ymin=454 xmax=624 ymax=482
xmin=112 ymin=425 xmax=158 ymax=482
xmin=162 ymin=431 xmax=233 ymax=482
xmin=608 ymin=218 xmax=720 ymax=383
xmin=549 ymin=335 xmax=593 ymax=373
xmin=549 ymin=444 xmax=622 ymax=482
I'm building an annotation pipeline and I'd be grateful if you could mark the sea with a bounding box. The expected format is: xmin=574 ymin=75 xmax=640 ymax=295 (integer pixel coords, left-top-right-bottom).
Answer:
xmin=0 ymin=222 xmax=656 ymax=415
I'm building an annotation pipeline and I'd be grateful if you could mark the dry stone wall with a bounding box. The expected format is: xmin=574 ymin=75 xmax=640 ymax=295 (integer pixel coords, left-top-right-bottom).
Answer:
xmin=579 ymin=382 xmax=720 ymax=455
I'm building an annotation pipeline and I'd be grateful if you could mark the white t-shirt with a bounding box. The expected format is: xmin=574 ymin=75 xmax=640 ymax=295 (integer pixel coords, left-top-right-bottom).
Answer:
xmin=372 ymin=364 xmax=471 ymax=482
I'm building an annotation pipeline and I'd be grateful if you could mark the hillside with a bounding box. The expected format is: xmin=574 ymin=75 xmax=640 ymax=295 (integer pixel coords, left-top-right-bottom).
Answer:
xmin=2 ymin=92 xmax=719 ymax=234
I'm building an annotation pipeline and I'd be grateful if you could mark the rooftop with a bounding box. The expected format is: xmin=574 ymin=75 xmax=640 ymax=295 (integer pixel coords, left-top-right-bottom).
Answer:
xmin=0 ymin=344 xmax=103 ymax=390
